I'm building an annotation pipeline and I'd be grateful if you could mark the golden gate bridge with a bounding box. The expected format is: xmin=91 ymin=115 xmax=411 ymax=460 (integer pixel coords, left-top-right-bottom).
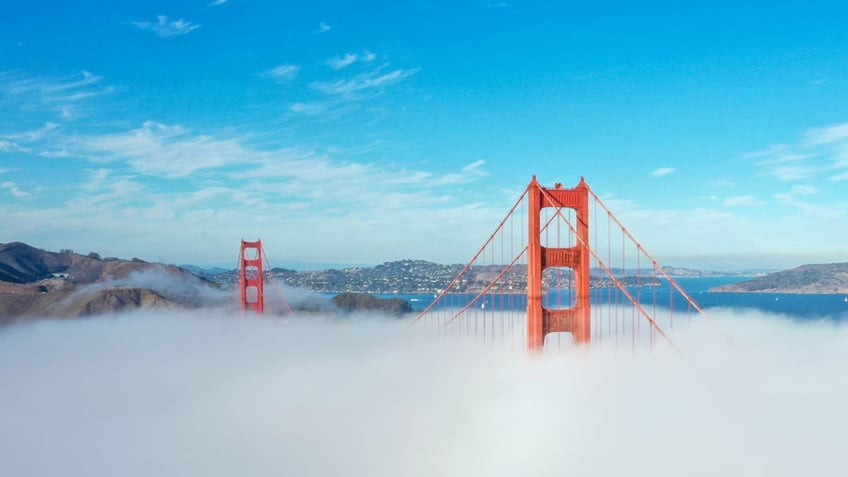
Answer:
xmin=236 ymin=176 xmax=720 ymax=353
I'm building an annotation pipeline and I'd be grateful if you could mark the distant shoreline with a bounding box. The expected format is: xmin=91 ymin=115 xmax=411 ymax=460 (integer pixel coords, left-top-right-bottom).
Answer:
xmin=708 ymin=262 xmax=848 ymax=295
xmin=709 ymin=289 xmax=848 ymax=295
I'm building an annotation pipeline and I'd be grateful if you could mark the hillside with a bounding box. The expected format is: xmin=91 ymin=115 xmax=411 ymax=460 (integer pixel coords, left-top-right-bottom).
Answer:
xmin=709 ymin=263 xmax=848 ymax=294
xmin=0 ymin=242 xmax=226 ymax=322
xmin=0 ymin=242 xmax=417 ymax=322
xmin=206 ymin=260 xmax=681 ymax=294
xmin=0 ymin=242 xmax=73 ymax=283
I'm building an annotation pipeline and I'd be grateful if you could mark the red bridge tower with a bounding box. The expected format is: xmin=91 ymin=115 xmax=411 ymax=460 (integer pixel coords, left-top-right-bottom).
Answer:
xmin=239 ymin=239 xmax=264 ymax=314
xmin=527 ymin=177 xmax=591 ymax=350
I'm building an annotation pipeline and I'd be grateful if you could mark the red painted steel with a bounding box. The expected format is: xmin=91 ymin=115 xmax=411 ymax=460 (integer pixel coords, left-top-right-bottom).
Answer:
xmin=239 ymin=239 xmax=264 ymax=314
xmin=527 ymin=176 xmax=590 ymax=350
xmin=407 ymin=175 xmax=726 ymax=355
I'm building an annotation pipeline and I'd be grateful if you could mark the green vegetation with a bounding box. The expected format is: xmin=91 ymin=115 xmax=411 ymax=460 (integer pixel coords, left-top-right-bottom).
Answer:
xmin=331 ymin=292 xmax=413 ymax=316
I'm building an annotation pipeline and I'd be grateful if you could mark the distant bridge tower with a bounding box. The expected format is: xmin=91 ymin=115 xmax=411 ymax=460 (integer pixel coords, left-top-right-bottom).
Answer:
xmin=239 ymin=239 xmax=264 ymax=314
xmin=527 ymin=176 xmax=591 ymax=350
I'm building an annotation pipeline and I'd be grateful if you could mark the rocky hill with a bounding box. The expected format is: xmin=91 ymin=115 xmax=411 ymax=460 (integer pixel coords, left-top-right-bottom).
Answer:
xmin=709 ymin=263 xmax=848 ymax=294
xmin=0 ymin=242 xmax=226 ymax=322
xmin=0 ymin=242 xmax=73 ymax=283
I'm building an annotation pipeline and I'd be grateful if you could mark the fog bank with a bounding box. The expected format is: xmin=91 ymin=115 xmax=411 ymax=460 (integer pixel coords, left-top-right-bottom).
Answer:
xmin=1 ymin=309 xmax=846 ymax=476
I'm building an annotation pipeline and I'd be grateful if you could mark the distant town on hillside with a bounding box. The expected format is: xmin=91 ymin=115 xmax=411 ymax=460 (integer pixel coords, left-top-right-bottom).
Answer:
xmin=197 ymin=260 xmax=769 ymax=294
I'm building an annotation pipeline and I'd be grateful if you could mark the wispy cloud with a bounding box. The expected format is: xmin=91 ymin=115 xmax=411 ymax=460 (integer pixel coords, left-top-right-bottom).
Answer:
xmin=746 ymin=145 xmax=811 ymax=165
xmin=289 ymin=102 xmax=324 ymax=115
xmin=650 ymin=167 xmax=674 ymax=178
xmin=766 ymin=163 xmax=816 ymax=181
xmin=72 ymin=121 xmax=491 ymax=202
xmin=77 ymin=121 xmax=258 ymax=178
xmin=1 ymin=180 xmax=30 ymax=198
xmin=773 ymin=184 xmax=817 ymax=202
xmin=2 ymin=120 xmax=501 ymax=264
xmin=327 ymin=53 xmax=358 ymax=70
xmin=804 ymin=123 xmax=848 ymax=145
xmin=773 ymin=184 xmax=842 ymax=219
xmin=310 ymin=67 xmax=419 ymax=98
xmin=0 ymin=139 xmax=23 ymax=152
xmin=325 ymin=140 xmax=385 ymax=156
xmin=131 ymin=16 xmax=200 ymax=38
xmin=747 ymin=146 xmax=816 ymax=181
xmin=749 ymin=122 xmax=848 ymax=182
xmin=2 ymin=121 xmax=69 ymax=160
xmin=748 ymin=146 xmax=815 ymax=180
xmin=0 ymin=71 xmax=114 ymax=119
xmin=0 ymin=70 xmax=109 ymax=100
xmin=598 ymin=197 xmax=752 ymax=259
xmin=290 ymin=61 xmax=419 ymax=118
xmin=261 ymin=64 xmax=300 ymax=82
xmin=326 ymin=51 xmax=377 ymax=70
xmin=208 ymin=0 xmax=228 ymax=6
xmin=66 ymin=168 xmax=146 ymax=209
xmin=2 ymin=122 xmax=59 ymax=144
xmin=287 ymin=100 xmax=359 ymax=119
xmin=430 ymin=160 xmax=489 ymax=186
xmin=318 ymin=21 xmax=331 ymax=33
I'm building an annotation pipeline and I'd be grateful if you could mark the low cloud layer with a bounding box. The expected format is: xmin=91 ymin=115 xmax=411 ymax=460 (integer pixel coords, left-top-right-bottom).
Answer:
xmin=1 ymin=309 xmax=846 ymax=476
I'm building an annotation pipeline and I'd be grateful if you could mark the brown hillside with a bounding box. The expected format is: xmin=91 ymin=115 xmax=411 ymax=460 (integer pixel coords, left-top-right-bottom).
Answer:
xmin=0 ymin=242 xmax=73 ymax=283
xmin=68 ymin=287 xmax=175 ymax=317
xmin=0 ymin=242 xmax=225 ymax=322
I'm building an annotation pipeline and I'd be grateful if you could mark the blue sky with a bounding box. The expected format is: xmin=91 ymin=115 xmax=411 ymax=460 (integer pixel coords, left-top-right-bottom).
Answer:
xmin=1 ymin=0 xmax=847 ymax=269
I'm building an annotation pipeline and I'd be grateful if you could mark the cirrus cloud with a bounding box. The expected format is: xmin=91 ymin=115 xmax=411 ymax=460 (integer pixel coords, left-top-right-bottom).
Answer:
xmin=650 ymin=167 xmax=675 ymax=178
xmin=310 ymin=67 xmax=419 ymax=98
xmin=131 ymin=16 xmax=200 ymax=38
xmin=326 ymin=51 xmax=377 ymax=70
xmin=261 ymin=64 xmax=301 ymax=82
xmin=748 ymin=121 xmax=848 ymax=182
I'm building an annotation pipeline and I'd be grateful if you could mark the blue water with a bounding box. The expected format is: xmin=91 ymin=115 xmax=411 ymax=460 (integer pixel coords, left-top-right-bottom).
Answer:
xmin=374 ymin=276 xmax=848 ymax=321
